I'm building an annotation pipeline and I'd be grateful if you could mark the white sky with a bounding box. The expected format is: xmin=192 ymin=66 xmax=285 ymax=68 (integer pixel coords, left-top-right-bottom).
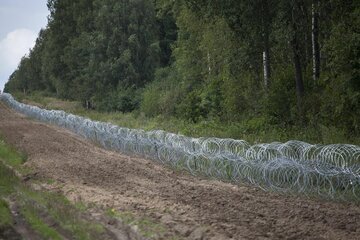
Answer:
xmin=0 ymin=0 xmax=49 ymax=91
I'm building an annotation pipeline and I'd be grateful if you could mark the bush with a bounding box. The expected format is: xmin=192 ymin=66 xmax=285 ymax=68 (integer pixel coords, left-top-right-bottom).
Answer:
xmin=140 ymin=66 xmax=182 ymax=117
xmin=177 ymin=90 xmax=206 ymax=123
xmin=93 ymin=87 xmax=140 ymax=113
xmin=265 ymin=68 xmax=296 ymax=125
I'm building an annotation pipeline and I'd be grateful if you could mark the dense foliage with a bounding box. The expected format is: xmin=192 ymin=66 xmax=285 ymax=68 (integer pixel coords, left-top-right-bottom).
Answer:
xmin=5 ymin=0 xmax=360 ymax=140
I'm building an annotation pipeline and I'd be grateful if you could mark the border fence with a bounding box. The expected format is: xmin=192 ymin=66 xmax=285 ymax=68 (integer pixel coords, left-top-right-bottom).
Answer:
xmin=1 ymin=93 xmax=359 ymax=200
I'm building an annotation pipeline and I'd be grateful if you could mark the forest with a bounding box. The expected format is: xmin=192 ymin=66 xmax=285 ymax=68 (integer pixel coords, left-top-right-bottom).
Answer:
xmin=4 ymin=0 xmax=360 ymax=142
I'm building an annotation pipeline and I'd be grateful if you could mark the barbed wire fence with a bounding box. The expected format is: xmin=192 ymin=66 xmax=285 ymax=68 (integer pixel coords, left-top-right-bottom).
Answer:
xmin=1 ymin=93 xmax=360 ymax=201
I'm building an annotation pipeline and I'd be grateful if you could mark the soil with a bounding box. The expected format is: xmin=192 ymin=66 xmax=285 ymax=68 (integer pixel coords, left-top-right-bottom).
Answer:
xmin=1 ymin=101 xmax=360 ymax=240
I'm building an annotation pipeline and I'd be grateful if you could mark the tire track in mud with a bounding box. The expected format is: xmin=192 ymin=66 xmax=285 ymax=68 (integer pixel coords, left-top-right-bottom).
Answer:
xmin=0 ymin=102 xmax=360 ymax=239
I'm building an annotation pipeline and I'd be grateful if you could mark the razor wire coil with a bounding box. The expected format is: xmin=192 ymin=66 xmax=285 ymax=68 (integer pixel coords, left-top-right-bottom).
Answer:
xmin=1 ymin=93 xmax=360 ymax=200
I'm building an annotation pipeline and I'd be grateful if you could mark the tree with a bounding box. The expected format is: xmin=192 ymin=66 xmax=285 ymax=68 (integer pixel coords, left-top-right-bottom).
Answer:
xmin=312 ymin=0 xmax=320 ymax=81
xmin=5 ymin=0 xmax=360 ymax=137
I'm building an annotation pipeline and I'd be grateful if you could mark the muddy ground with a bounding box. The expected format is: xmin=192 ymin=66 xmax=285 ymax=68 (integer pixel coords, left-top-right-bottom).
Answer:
xmin=0 ymin=101 xmax=360 ymax=240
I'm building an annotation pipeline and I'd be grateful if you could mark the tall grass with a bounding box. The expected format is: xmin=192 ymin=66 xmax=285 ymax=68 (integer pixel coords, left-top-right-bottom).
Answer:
xmin=14 ymin=92 xmax=360 ymax=146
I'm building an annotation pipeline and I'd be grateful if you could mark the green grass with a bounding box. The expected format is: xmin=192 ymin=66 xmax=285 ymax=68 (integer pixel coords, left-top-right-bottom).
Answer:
xmin=0 ymin=199 xmax=12 ymax=228
xmin=0 ymin=161 xmax=18 ymax=197
xmin=21 ymin=207 xmax=62 ymax=240
xmin=18 ymin=182 xmax=106 ymax=239
xmin=0 ymin=139 xmax=28 ymax=174
xmin=13 ymin=92 xmax=360 ymax=146
xmin=106 ymin=209 xmax=167 ymax=239
xmin=0 ymin=142 xmax=18 ymax=229
xmin=0 ymin=136 xmax=108 ymax=240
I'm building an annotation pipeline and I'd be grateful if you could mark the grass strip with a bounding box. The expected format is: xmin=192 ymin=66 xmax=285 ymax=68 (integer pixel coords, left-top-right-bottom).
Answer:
xmin=0 ymin=199 xmax=12 ymax=228
xmin=0 ymin=139 xmax=28 ymax=175
xmin=0 ymin=136 xmax=107 ymax=240
xmin=21 ymin=207 xmax=62 ymax=240
xmin=107 ymin=209 xmax=167 ymax=239
xmin=15 ymin=92 xmax=360 ymax=145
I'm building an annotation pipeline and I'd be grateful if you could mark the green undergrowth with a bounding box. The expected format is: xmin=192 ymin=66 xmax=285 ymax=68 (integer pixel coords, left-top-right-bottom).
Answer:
xmin=14 ymin=93 xmax=360 ymax=146
xmin=106 ymin=208 xmax=169 ymax=239
xmin=0 ymin=136 xmax=107 ymax=240
xmin=0 ymin=139 xmax=28 ymax=175
xmin=21 ymin=207 xmax=63 ymax=240
xmin=0 ymin=199 xmax=12 ymax=228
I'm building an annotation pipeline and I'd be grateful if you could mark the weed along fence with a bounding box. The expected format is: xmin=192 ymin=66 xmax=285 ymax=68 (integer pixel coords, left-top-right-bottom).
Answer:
xmin=1 ymin=93 xmax=360 ymax=201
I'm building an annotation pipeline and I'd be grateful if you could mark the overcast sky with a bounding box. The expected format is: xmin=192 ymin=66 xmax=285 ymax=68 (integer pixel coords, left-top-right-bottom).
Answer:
xmin=0 ymin=0 xmax=49 ymax=91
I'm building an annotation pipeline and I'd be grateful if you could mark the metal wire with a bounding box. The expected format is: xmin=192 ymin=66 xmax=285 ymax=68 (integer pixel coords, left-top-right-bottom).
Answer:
xmin=1 ymin=93 xmax=360 ymax=200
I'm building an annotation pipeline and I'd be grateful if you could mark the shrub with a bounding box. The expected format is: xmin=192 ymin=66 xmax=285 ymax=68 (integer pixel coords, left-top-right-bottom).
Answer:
xmin=141 ymin=66 xmax=183 ymax=117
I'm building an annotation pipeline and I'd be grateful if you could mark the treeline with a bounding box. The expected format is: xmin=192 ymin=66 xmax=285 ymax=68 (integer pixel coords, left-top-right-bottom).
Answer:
xmin=5 ymin=0 xmax=360 ymax=137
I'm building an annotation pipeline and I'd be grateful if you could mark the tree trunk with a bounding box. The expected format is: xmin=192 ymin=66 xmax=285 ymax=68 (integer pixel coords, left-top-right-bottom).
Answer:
xmin=207 ymin=51 xmax=212 ymax=76
xmin=292 ymin=36 xmax=305 ymax=115
xmin=312 ymin=0 xmax=320 ymax=81
xmin=263 ymin=48 xmax=270 ymax=89
xmin=290 ymin=1 xmax=305 ymax=119
xmin=262 ymin=0 xmax=271 ymax=89
xmin=55 ymin=84 xmax=59 ymax=97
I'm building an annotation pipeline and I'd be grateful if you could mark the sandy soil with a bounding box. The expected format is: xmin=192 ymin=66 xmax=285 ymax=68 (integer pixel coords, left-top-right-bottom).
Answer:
xmin=0 ymin=101 xmax=360 ymax=240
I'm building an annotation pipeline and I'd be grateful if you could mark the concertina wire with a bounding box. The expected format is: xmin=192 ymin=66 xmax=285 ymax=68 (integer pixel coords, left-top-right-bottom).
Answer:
xmin=1 ymin=93 xmax=359 ymax=201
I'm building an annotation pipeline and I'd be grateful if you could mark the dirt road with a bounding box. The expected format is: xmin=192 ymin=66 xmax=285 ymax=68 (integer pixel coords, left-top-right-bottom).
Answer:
xmin=0 ymin=102 xmax=360 ymax=240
